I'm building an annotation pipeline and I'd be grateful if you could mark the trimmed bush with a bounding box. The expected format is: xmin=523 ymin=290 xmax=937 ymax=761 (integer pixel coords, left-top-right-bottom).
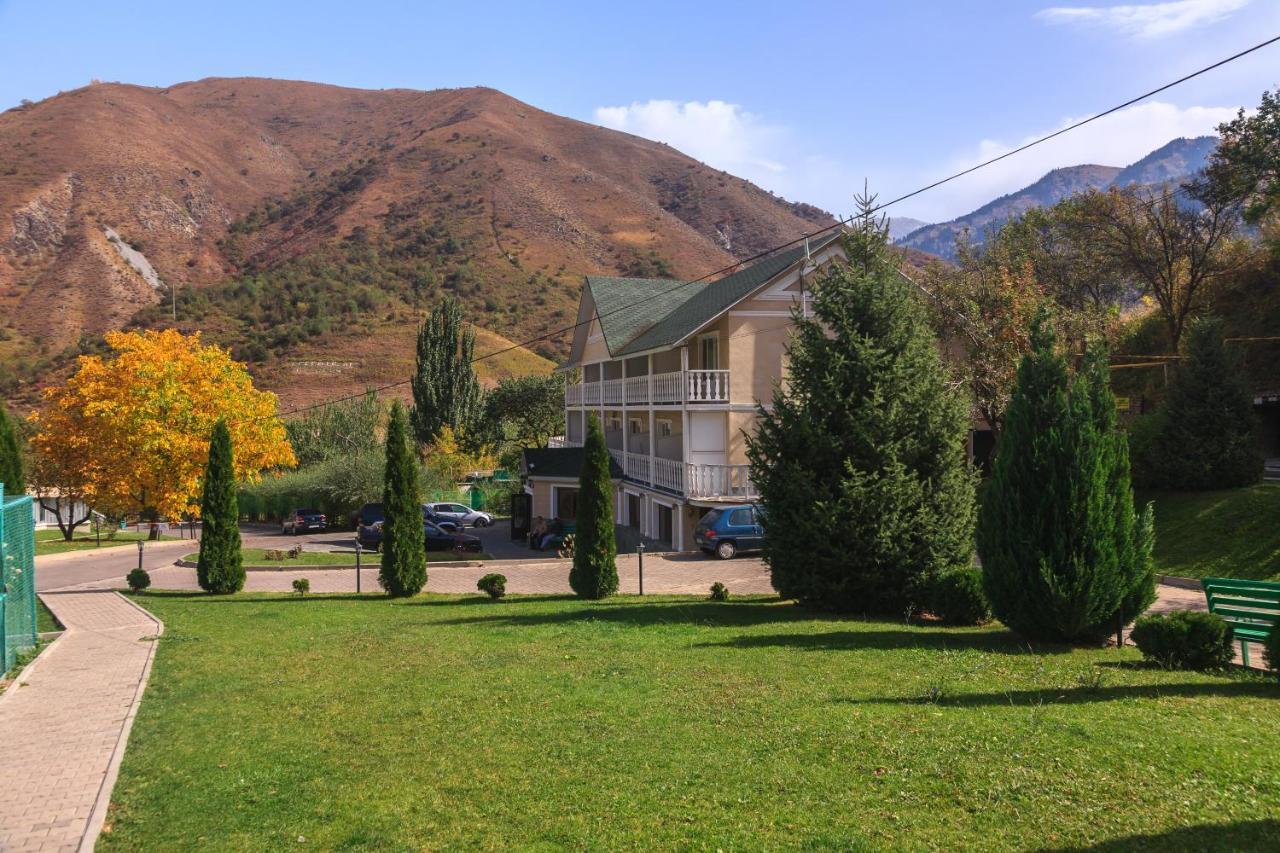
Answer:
xmin=569 ymin=413 xmax=618 ymax=599
xmin=477 ymin=573 xmax=507 ymax=600
xmin=709 ymin=582 xmax=729 ymax=602
xmin=292 ymin=578 xmax=310 ymax=596
xmin=126 ymin=568 xmax=151 ymax=593
xmin=1131 ymin=611 xmax=1235 ymax=670
xmin=930 ymin=566 xmax=990 ymax=625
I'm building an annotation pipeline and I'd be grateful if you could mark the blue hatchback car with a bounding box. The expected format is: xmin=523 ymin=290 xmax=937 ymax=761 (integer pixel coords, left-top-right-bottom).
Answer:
xmin=694 ymin=504 xmax=764 ymax=559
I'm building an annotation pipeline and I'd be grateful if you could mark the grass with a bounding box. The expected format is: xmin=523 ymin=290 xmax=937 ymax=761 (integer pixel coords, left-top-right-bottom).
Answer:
xmin=102 ymin=593 xmax=1280 ymax=850
xmin=36 ymin=528 xmax=178 ymax=556
xmin=35 ymin=597 xmax=59 ymax=633
xmin=1139 ymin=482 xmax=1280 ymax=580
xmin=181 ymin=548 xmax=491 ymax=566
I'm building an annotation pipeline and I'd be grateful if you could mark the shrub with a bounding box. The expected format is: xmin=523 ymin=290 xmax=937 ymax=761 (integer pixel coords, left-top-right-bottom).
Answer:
xmin=292 ymin=577 xmax=310 ymax=596
xmin=930 ymin=566 xmax=990 ymax=625
xmin=709 ymin=582 xmax=729 ymax=602
xmin=1131 ymin=611 xmax=1235 ymax=670
xmin=980 ymin=323 xmax=1155 ymax=643
xmin=126 ymin=568 xmax=151 ymax=593
xmin=477 ymin=573 xmax=507 ymax=600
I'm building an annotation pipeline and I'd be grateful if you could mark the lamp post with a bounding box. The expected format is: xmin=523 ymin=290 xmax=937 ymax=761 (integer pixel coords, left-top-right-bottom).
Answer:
xmin=355 ymin=540 xmax=362 ymax=594
xmin=136 ymin=538 xmax=144 ymax=575
xmin=636 ymin=542 xmax=645 ymax=596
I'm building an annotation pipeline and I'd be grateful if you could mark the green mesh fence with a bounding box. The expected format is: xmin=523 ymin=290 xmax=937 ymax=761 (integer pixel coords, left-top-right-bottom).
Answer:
xmin=1 ymin=484 xmax=38 ymax=672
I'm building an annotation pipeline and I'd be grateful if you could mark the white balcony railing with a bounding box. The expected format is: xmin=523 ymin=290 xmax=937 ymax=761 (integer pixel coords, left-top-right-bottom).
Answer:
xmin=685 ymin=463 xmax=756 ymax=499
xmin=652 ymin=371 xmax=683 ymax=404
xmin=687 ymin=369 xmax=730 ymax=402
xmin=624 ymin=451 xmax=651 ymax=485
xmin=565 ymin=369 xmax=732 ymax=407
xmin=653 ymin=457 xmax=684 ymax=493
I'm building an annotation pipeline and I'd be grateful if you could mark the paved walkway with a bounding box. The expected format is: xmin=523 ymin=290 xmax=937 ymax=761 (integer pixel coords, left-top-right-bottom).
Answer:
xmin=0 ymin=591 xmax=161 ymax=852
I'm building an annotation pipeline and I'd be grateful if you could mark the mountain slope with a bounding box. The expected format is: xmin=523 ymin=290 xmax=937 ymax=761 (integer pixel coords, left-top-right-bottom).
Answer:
xmin=0 ymin=78 xmax=833 ymax=409
xmin=895 ymin=136 xmax=1218 ymax=260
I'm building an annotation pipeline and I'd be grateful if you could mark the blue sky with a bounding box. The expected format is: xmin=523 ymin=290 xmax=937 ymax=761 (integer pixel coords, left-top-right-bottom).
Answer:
xmin=1 ymin=0 xmax=1277 ymax=222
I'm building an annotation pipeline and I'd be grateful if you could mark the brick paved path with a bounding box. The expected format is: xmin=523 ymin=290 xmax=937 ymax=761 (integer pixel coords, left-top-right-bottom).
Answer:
xmin=0 ymin=591 xmax=161 ymax=852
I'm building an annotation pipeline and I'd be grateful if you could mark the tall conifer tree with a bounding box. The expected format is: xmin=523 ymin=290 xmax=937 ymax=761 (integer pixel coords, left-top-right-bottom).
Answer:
xmin=409 ymin=298 xmax=483 ymax=447
xmin=979 ymin=318 xmax=1154 ymax=642
xmin=569 ymin=413 xmax=618 ymax=599
xmin=1149 ymin=316 xmax=1261 ymax=490
xmin=380 ymin=401 xmax=427 ymax=597
xmin=747 ymin=199 xmax=977 ymax=614
xmin=0 ymin=402 xmax=24 ymax=495
xmin=197 ymin=419 xmax=244 ymax=594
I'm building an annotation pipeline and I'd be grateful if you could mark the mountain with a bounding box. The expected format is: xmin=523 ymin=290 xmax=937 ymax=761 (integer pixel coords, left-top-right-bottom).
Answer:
xmin=0 ymin=78 xmax=834 ymax=410
xmin=895 ymin=136 xmax=1217 ymax=260
xmin=895 ymin=165 xmax=1120 ymax=258
xmin=886 ymin=216 xmax=930 ymax=242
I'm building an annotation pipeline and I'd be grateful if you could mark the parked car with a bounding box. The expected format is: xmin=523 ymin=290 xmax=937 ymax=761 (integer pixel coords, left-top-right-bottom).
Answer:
xmin=427 ymin=502 xmax=494 ymax=528
xmin=694 ymin=504 xmax=764 ymax=559
xmin=282 ymin=508 xmax=327 ymax=535
xmin=426 ymin=522 xmax=482 ymax=553
xmin=355 ymin=503 xmax=463 ymax=551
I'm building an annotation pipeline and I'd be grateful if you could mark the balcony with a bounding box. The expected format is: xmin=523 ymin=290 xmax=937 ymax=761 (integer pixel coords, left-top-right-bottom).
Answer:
xmin=565 ymin=369 xmax=730 ymax=407
xmin=605 ymin=448 xmax=757 ymax=500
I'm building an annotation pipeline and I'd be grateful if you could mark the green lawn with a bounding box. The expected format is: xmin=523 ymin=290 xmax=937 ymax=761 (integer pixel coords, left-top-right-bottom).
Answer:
xmin=36 ymin=529 xmax=179 ymax=556
xmin=35 ymin=597 xmax=59 ymax=633
xmin=102 ymin=593 xmax=1280 ymax=850
xmin=1139 ymin=482 xmax=1280 ymax=580
xmin=180 ymin=548 xmax=490 ymax=567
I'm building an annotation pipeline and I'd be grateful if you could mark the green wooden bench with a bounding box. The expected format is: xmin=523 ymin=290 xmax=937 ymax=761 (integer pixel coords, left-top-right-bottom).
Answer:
xmin=1200 ymin=577 xmax=1280 ymax=667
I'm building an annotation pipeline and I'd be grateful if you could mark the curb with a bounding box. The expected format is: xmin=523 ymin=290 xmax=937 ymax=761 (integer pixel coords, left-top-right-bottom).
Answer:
xmin=174 ymin=558 xmax=496 ymax=571
xmin=1157 ymin=574 xmax=1203 ymax=591
xmin=79 ymin=592 xmax=164 ymax=852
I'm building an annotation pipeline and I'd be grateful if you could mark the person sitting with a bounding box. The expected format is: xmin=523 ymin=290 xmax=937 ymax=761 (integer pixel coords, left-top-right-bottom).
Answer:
xmin=528 ymin=516 xmax=548 ymax=549
xmin=539 ymin=518 xmax=563 ymax=551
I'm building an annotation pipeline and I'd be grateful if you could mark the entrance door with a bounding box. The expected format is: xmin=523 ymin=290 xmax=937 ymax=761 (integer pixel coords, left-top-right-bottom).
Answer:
xmin=628 ymin=493 xmax=641 ymax=530
xmin=656 ymin=503 xmax=673 ymax=545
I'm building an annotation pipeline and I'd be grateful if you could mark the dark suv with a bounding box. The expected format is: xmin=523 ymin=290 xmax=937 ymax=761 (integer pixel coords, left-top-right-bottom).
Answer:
xmin=694 ymin=504 xmax=764 ymax=559
xmin=282 ymin=508 xmax=327 ymax=535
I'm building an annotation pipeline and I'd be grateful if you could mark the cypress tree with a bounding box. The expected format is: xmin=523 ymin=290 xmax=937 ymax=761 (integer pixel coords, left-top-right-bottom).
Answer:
xmin=197 ymin=419 xmax=244 ymax=594
xmin=409 ymin=297 xmax=483 ymax=447
xmin=979 ymin=318 xmax=1155 ymax=643
xmin=746 ymin=203 xmax=977 ymax=614
xmin=569 ymin=413 xmax=618 ymax=599
xmin=1149 ymin=316 xmax=1261 ymax=490
xmin=380 ymin=400 xmax=427 ymax=597
xmin=0 ymin=402 xmax=24 ymax=494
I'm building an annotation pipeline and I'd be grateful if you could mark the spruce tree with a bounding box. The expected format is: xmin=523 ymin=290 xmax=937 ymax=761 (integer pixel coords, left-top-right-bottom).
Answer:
xmin=197 ymin=419 xmax=244 ymax=594
xmin=569 ymin=413 xmax=618 ymax=599
xmin=0 ymin=402 xmax=24 ymax=494
xmin=979 ymin=319 xmax=1155 ymax=643
xmin=746 ymin=202 xmax=977 ymax=614
xmin=1150 ymin=316 xmax=1261 ymax=490
xmin=380 ymin=401 xmax=427 ymax=597
xmin=409 ymin=297 xmax=483 ymax=447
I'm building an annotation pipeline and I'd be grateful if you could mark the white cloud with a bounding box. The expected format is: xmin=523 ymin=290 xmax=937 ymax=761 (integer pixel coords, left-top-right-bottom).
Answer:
xmin=592 ymin=99 xmax=788 ymax=185
xmin=1037 ymin=0 xmax=1249 ymax=39
xmin=898 ymin=101 xmax=1237 ymax=222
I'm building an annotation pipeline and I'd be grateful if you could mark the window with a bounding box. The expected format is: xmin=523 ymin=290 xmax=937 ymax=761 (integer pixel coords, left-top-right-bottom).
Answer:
xmin=657 ymin=418 xmax=673 ymax=438
xmin=554 ymin=487 xmax=578 ymax=520
xmin=629 ymin=417 xmax=644 ymax=434
xmin=729 ymin=508 xmax=752 ymax=526
xmin=699 ymin=334 xmax=719 ymax=370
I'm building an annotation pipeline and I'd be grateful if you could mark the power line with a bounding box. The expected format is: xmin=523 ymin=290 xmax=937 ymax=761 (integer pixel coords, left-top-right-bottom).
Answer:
xmin=265 ymin=32 xmax=1280 ymax=422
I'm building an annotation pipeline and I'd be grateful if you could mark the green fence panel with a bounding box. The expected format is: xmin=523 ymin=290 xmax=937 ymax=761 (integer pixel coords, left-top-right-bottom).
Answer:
xmin=0 ymin=485 xmax=37 ymax=672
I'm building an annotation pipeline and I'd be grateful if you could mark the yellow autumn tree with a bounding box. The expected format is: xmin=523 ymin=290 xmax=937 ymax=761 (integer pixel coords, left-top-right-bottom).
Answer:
xmin=30 ymin=329 xmax=295 ymax=521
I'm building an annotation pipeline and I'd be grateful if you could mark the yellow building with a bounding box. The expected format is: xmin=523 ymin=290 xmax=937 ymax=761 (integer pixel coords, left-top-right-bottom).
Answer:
xmin=525 ymin=232 xmax=846 ymax=551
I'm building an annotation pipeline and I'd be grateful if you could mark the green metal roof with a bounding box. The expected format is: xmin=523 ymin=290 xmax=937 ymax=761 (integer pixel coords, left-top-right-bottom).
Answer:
xmin=584 ymin=231 xmax=842 ymax=358
xmin=523 ymin=447 xmax=623 ymax=480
